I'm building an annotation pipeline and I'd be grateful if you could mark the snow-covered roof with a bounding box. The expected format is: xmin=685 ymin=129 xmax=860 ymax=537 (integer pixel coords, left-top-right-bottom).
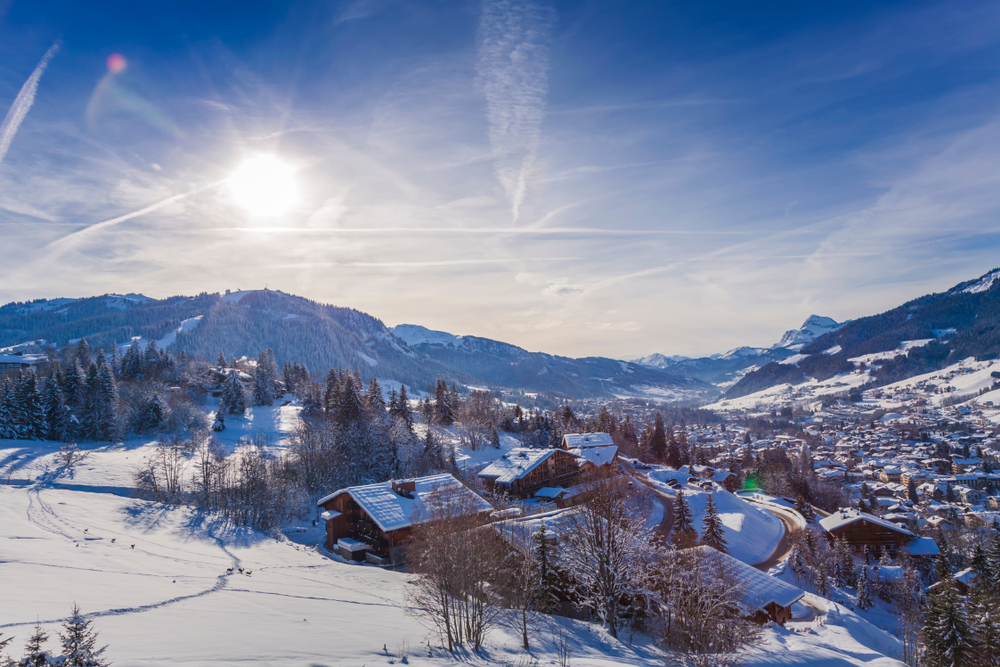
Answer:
xmin=562 ymin=432 xmax=614 ymax=449
xmin=0 ymin=354 xmax=44 ymax=365
xmin=534 ymin=487 xmax=568 ymax=499
xmin=691 ymin=546 xmax=805 ymax=610
xmin=478 ymin=448 xmax=560 ymax=484
xmin=317 ymin=473 xmax=492 ymax=533
xmin=819 ymin=509 xmax=915 ymax=537
xmin=904 ymin=537 xmax=940 ymax=556
xmin=568 ymin=445 xmax=617 ymax=468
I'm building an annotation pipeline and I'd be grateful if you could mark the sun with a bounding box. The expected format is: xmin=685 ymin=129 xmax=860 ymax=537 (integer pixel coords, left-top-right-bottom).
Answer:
xmin=228 ymin=154 xmax=298 ymax=216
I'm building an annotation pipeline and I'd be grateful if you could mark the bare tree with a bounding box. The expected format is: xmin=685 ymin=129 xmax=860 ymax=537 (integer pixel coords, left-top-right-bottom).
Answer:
xmin=654 ymin=548 xmax=763 ymax=667
xmin=495 ymin=519 xmax=544 ymax=650
xmin=58 ymin=442 xmax=88 ymax=470
xmin=404 ymin=480 xmax=502 ymax=652
xmin=558 ymin=473 xmax=659 ymax=639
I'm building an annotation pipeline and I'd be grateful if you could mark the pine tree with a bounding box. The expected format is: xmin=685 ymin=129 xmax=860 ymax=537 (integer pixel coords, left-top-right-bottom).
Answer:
xmin=672 ymin=489 xmax=696 ymax=548
xmin=857 ymin=566 xmax=873 ymax=610
xmin=212 ymin=410 xmax=225 ymax=432
xmin=923 ymin=559 xmax=974 ymax=667
xmin=649 ymin=413 xmax=667 ymax=461
xmin=20 ymin=622 xmax=51 ymax=667
xmin=665 ymin=436 xmax=682 ymax=469
xmin=143 ymin=340 xmax=160 ymax=377
xmin=907 ymin=477 xmax=919 ymax=503
xmin=252 ymin=366 xmax=273 ymax=407
xmin=219 ymin=370 xmax=247 ymax=416
xmin=58 ymin=604 xmax=108 ymax=667
xmin=216 ymin=351 xmax=227 ymax=368
xmin=396 ymin=384 xmax=413 ymax=431
xmin=0 ymin=379 xmax=14 ymax=440
xmin=95 ymin=362 xmax=117 ymax=441
xmin=534 ymin=523 xmax=560 ymax=613
xmin=139 ymin=394 xmax=164 ymax=433
xmin=795 ymin=494 xmax=817 ymax=524
xmin=365 ymin=377 xmax=386 ymax=417
xmin=41 ymin=378 xmax=65 ymax=441
xmin=434 ymin=380 xmax=453 ymax=425
xmin=969 ymin=578 xmax=1000 ymax=667
xmin=985 ymin=521 xmax=1000 ymax=587
xmin=336 ymin=376 xmax=364 ymax=428
xmin=700 ymin=493 xmax=728 ymax=553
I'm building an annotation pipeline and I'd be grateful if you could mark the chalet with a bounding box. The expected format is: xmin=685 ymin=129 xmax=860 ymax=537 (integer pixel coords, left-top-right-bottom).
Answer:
xmin=0 ymin=354 xmax=43 ymax=373
xmin=316 ymin=473 xmax=493 ymax=565
xmin=819 ymin=509 xmax=939 ymax=558
xmin=561 ymin=432 xmax=619 ymax=475
xmin=478 ymin=448 xmax=588 ymax=498
xmin=690 ymin=546 xmax=805 ymax=625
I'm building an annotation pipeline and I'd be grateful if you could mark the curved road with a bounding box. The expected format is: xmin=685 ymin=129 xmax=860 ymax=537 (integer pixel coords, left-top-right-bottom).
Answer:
xmin=620 ymin=460 xmax=674 ymax=541
xmin=748 ymin=501 xmax=803 ymax=571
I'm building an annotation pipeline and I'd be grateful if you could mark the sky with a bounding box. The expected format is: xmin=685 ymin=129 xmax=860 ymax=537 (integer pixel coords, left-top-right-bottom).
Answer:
xmin=1 ymin=0 xmax=1000 ymax=359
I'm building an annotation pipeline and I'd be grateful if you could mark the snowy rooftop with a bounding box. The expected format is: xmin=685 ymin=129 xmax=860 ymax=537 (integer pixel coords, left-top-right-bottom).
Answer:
xmin=562 ymin=432 xmax=614 ymax=449
xmin=818 ymin=509 xmax=915 ymax=537
xmin=904 ymin=537 xmax=940 ymax=556
xmin=478 ymin=448 xmax=560 ymax=484
xmin=317 ymin=473 xmax=492 ymax=533
xmin=568 ymin=445 xmax=617 ymax=468
xmin=690 ymin=546 xmax=805 ymax=610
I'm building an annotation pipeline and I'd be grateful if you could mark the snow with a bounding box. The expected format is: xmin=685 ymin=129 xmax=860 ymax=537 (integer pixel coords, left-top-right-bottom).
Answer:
xmin=644 ymin=467 xmax=783 ymax=565
xmin=0 ymin=435 xmax=906 ymax=667
xmin=220 ymin=290 xmax=259 ymax=303
xmin=357 ymin=352 xmax=378 ymax=367
xmin=958 ymin=268 xmax=1000 ymax=294
xmin=775 ymin=315 xmax=845 ymax=349
xmin=118 ymin=315 xmax=204 ymax=352
xmin=779 ymin=354 xmax=808 ymax=366
xmin=823 ymin=345 xmax=842 ymax=355
xmin=479 ymin=448 xmax=559 ymax=484
xmin=691 ymin=546 xmax=804 ymax=609
xmin=390 ymin=323 xmax=465 ymax=348
xmin=563 ymin=432 xmax=614 ymax=448
xmin=569 ymin=445 xmax=618 ymax=467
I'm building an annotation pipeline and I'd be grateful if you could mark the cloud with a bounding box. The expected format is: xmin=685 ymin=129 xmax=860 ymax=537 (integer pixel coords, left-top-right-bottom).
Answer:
xmin=477 ymin=0 xmax=555 ymax=221
xmin=0 ymin=41 xmax=60 ymax=165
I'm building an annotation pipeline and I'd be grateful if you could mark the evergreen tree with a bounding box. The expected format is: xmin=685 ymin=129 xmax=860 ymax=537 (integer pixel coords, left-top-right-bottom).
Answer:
xmin=795 ymin=494 xmax=817 ymax=524
xmin=219 ymin=370 xmax=247 ymax=416
xmin=396 ymin=384 xmax=413 ymax=430
xmin=41 ymin=377 xmax=65 ymax=441
xmin=94 ymin=362 xmax=117 ymax=441
xmin=665 ymin=435 xmax=682 ymax=469
xmin=923 ymin=558 xmax=974 ymax=667
xmin=672 ymin=489 xmax=696 ymax=547
xmin=649 ymin=412 xmax=667 ymax=461
xmin=968 ymin=579 xmax=1000 ymax=667
xmin=985 ymin=520 xmax=1000 ymax=587
xmin=212 ymin=410 xmax=225 ymax=432
xmin=336 ymin=376 xmax=364 ymax=428
xmin=700 ymin=494 xmax=728 ymax=553
xmin=75 ymin=339 xmax=92 ymax=369
xmin=0 ymin=379 xmax=13 ymax=440
xmin=143 ymin=340 xmax=160 ymax=377
xmin=252 ymin=366 xmax=273 ymax=406
xmin=365 ymin=377 xmax=386 ymax=417
xmin=139 ymin=393 xmax=164 ymax=433
xmin=434 ymin=380 xmax=453 ymax=425
xmin=216 ymin=351 xmax=227 ymax=368
xmin=20 ymin=623 xmax=51 ymax=667
xmin=58 ymin=604 xmax=108 ymax=667
xmin=534 ymin=523 xmax=560 ymax=613
xmin=857 ymin=566 xmax=873 ymax=610
xmin=907 ymin=477 xmax=919 ymax=503
xmin=119 ymin=344 xmax=144 ymax=380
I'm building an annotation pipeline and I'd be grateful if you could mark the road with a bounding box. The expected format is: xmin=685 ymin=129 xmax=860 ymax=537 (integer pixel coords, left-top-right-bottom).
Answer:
xmin=620 ymin=459 xmax=674 ymax=541
xmin=749 ymin=502 xmax=802 ymax=572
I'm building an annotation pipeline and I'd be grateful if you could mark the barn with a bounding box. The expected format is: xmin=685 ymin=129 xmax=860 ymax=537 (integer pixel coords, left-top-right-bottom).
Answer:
xmin=316 ymin=473 xmax=493 ymax=565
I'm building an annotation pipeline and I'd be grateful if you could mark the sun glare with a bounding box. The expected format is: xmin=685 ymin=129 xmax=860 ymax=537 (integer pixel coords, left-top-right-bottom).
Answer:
xmin=228 ymin=154 xmax=298 ymax=216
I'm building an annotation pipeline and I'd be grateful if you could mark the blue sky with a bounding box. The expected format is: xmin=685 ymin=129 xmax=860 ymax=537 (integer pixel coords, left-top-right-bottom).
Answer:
xmin=1 ymin=0 xmax=1000 ymax=358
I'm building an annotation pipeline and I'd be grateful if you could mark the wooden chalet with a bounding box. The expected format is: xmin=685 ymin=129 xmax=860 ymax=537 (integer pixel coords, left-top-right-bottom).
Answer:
xmin=478 ymin=448 xmax=587 ymax=498
xmin=690 ymin=546 xmax=805 ymax=625
xmin=819 ymin=509 xmax=939 ymax=558
xmin=316 ymin=473 xmax=493 ymax=565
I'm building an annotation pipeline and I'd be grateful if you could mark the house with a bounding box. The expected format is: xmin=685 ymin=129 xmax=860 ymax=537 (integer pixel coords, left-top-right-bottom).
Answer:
xmin=478 ymin=448 xmax=588 ymax=498
xmin=316 ymin=474 xmax=493 ymax=565
xmin=561 ymin=432 xmax=619 ymax=476
xmin=0 ymin=353 xmax=44 ymax=373
xmin=819 ymin=509 xmax=937 ymax=557
xmin=689 ymin=546 xmax=805 ymax=625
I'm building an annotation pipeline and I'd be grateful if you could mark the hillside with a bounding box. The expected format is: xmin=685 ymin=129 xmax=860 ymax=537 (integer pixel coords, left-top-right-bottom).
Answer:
xmin=0 ymin=290 xmax=715 ymax=401
xmin=725 ymin=268 xmax=1000 ymax=399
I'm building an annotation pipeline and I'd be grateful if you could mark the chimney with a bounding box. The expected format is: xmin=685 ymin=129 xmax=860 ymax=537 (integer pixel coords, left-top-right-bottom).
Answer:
xmin=392 ymin=480 xmax=416 ymax=497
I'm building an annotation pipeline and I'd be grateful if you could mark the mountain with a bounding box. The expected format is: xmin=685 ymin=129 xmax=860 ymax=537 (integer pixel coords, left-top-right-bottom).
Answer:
xmin=775 ymin=314 xmax=846 ymax=349
xmin=0 ymin=290 xmax=716 ymax=401
xmin=725 ymin=268 xmax=1000 ymax=400
xmin=631 ymin=315 xmax=846 ymax=388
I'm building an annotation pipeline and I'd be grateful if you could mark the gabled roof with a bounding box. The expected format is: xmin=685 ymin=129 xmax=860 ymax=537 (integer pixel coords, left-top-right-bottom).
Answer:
xmin=478 ymin=448 xmax=563 ymax=484
xmin=819 ymin=509 xmax=916 ymax=537
xmin=568 ymin=445 xmax=617 ymax=468
xmin=316 ymin=473 xmax=492 ymax=533
xmin=562 ymin=432 xmax=614 ymax=449
xmin=690 ymin=546 xmax=805 ymax=610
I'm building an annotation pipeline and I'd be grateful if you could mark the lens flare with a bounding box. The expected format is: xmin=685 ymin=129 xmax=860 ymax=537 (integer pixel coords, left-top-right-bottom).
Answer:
xmin=106 ymin=53 xmax=126 ymax=73
xmin=228 ymin=154 xmax=298 ymax=216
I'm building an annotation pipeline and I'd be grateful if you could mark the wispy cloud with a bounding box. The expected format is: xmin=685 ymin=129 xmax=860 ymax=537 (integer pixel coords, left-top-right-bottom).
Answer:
xmin=0 ymin=41 xmax=60 ymax=165
xmin=477 ymin=0 xmax=555 ymax=221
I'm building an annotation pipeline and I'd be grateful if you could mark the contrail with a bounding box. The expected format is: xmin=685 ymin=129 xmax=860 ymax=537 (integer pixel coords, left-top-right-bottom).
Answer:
xmin=477 ymin=0 xmax=554 ymax=222
xmin=0 ymin=41 xmax=60 ymax=165
xmin=44 ymin=180 xmax=223 ymax=254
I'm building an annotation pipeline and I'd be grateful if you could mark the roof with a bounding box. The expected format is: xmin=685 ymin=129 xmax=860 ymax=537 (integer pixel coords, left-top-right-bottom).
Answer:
xmin=904 ymin=537 xmax=941 ymax=556
xmin=819 ymin=509 xmax=916 ymax=537
xmin=317 ymin=473 xmax=492 ymax=533
xmin=534 ymin=487 xmax=568 ymax=499
xmin=568 ymin=445 xmax=617 ymax=468
xmin=478 ymin=448 xmax=561 ymax=484
xmin=690 ymin=546 xmax=805 ymax=610
xmin=0 ymin=354 xmax=43 ymax=365
xmin=562 ymin=432 xmax=614 ymax=449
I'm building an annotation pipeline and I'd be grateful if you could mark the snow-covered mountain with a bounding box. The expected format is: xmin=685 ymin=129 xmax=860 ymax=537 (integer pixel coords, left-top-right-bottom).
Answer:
xmin=775 ymin=315 xmax=846 ymax=349
xmin=630 ymin=352 xmax=690 ymax=369
xmin=0 ymin=290 xmax=716 ymax=401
